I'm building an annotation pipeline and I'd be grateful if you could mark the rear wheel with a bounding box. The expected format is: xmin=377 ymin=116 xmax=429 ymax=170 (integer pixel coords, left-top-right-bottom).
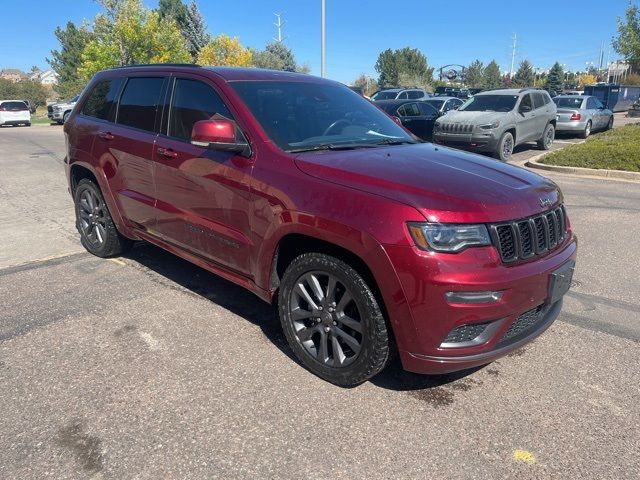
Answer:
xmin=278 ymin=253 xmax=390 ymax=387
xmin=580 ymin=120 xmax=592 ymax=139
xmin=494 ymin=132 xmax=514 ymax=162
xmin=74 ymin=179 xmax=132 ymax=257
xmin=537 ymin=123 xmax=555 ymax=149
xmin=63 ymin=111 xmax=70 ymax=124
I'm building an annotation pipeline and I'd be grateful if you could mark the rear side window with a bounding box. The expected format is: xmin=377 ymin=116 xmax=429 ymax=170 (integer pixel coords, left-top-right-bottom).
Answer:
xmin=117 ymin=77 xmax=165 ymax=132
xmin=81 ymin=78 xmax=123 ymax=121
xmin=398 ymin=103 xmax=421 ymax=116
xmin=397 ymin=91 xmax=409 ymax=99
xmin=407 ymin=90 xmax=423 ymax=99
xmin=168 ymin=78 xmax=233 ymax=141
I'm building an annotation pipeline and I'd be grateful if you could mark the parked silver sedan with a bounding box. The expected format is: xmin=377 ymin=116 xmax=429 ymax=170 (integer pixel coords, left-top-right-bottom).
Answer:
xmin=553 ymin=95 xmax=613 ymax=138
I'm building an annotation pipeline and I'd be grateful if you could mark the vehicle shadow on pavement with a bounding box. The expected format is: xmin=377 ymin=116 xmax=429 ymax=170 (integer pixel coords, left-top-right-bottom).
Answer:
xmin=122 ymin=242 xmax=482 ymax=391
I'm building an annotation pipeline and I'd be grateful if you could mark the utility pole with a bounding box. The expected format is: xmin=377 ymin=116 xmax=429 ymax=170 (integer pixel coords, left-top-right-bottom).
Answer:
xmin=510 ymin=33 xmax=517 ymax=78
xmin=321 ymin=0 xmax=326 ymax=77
xmin=273 ymin=13 xmax=284 ymax=43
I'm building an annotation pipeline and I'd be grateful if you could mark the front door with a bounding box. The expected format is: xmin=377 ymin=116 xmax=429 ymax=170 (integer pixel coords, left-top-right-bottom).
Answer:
xmin=516 ymin=93 xmax=537 ymax=142
xmin=151 ymin=76 xmax=254 ymax=276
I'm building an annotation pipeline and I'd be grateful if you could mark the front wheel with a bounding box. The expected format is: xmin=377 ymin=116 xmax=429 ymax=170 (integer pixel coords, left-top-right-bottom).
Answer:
xmin=278 ymin=253 xmax=390 ymax=387
xmin=63 ymin=111 xmax=70 ymax=124
xmin=605 ymin=116 xmax=614 ymax=130
xmin=494 ymin=132 xmax=514 ymax=162
xmin=74 ymin=179 xmax=132 ymax=257
xmin=537 ymin=123 xmax=555 ymax=150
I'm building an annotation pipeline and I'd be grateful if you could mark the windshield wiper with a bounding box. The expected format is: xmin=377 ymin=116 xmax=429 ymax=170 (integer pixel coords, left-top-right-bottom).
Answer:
xmin=288 ymin=143 xmax=380 ymax=153
xmin=374 ymin=139 xmax=419 ymax=146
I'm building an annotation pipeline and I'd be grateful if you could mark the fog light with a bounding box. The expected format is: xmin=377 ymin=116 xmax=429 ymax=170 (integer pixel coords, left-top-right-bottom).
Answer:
xmin=445 ymin=291 xmax=503 ymax=304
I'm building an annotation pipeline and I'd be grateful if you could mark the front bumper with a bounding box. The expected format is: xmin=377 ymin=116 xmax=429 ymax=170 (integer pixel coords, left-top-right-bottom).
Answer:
xmin=433 ymin=130 xmax=500 ymax=153
xmin=383 ymin=234 xmax=577 ymax=375
xmin=47 ymin=111 xmax=64 ymax=121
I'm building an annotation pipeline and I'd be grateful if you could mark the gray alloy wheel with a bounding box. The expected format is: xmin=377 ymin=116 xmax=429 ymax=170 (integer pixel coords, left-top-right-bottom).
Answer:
xmin=77 ymin=187 xmax=108 ymax=250
xmin=581 ymin=121 xmax=592 ymax=139
xmin=74 ymin=179 xmax=132 ymax=257
xmin=289 ymin=270 xmax=363 ymax=368
xmin=63 ymin=111 xmax=70 ymax=124
xmin=538 ymin=123 xmax=555 ymax=150
xmin=279 ymin=253 xmax=390 ymax=387
xmin=495 ymin=132 xmax=514 ymax=162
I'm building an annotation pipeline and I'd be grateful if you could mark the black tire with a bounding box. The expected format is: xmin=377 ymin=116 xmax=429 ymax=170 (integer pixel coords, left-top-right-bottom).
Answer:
xmin=63 ymin=111 xmax=70 ymax=124
xmin=494 ymin=131 xmax=514 ymax=162
xmin=278 ymin=252 xmax=390 ymax=387
xmin=74 ymin=178 xmax=132 ymax=257
xmin=25 ymin=122 xmax=31 ymax=127
xmin=605 ymin=116 xmax=614 ymax=131
xmin=537 ymin=123 xmax=555 ymax=149
xmin=579 ymin=120 xmax=592 ymax=139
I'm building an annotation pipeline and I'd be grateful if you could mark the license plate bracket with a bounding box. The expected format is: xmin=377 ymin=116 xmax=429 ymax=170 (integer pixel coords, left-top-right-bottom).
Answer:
xmin=548 ymin=259 xmax=575 ymax=304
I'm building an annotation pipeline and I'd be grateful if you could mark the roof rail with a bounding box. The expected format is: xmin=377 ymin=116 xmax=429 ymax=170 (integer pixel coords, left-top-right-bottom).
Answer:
xmin=109 ymin=63 xmax=201 ymax=70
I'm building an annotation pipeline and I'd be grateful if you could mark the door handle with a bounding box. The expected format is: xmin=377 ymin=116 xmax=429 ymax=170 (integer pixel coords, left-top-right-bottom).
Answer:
xmin=157 ymin=147 xmax=178 ymax=159
xmin=97 ymin=131 xmax=114 ymax=141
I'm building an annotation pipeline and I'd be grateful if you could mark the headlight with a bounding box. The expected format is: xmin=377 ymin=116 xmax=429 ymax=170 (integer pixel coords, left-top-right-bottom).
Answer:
xmin=408 ymin=223 xmax=491 ymax=253
xmin=433 ymin=122 xmax=441 ymax=132
xmin=479 ymin=121 xmax=500 ymax=130
xmin=54 ymin=106 xmax=62 ymax=111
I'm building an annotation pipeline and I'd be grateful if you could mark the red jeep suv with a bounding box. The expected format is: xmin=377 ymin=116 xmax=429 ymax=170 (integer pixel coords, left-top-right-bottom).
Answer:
xmin=64 ymin=65 xmax=577 ymax=386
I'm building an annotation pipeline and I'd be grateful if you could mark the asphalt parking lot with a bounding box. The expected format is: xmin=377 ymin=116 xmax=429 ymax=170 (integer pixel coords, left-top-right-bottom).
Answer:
xmin=1 ymin=124 xmax=639 ymax=479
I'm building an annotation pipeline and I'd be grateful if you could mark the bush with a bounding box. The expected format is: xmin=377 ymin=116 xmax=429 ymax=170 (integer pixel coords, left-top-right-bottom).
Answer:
xmin=0 ymin=79 xmax=49 ymax=107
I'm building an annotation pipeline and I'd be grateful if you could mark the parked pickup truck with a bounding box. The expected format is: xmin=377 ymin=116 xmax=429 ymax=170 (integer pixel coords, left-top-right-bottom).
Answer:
xmin=47 ymin=95 xmax=79 ymax=124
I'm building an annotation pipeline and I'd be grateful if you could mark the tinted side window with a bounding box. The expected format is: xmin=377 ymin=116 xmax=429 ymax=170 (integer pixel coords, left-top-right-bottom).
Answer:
xmin=400 ymin=103 xmax=421 ymax=116
xmin=543 ymin=92 xmax=551 ymax=105
xmin=533 ymin=93 xmax=545 ymax=109
xmin=520 ymin=94 xmax=532 ymax=110
xmin=407 ymin=90 xmax=422 ymax=99
xmin=397 ymin=91 xmax=409 ymax=99
xmin=419 ymin=102 xmax=438 ymax=116
xmin=117 ymin=77 xmax=165 ymax=132
xmin=81 ymin=78 xmax=123 ymax=121
xmin=168 ymin=79 xmax=233 ymax=141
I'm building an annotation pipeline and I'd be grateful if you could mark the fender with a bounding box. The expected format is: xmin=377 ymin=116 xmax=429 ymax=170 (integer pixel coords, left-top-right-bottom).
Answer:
xmin=256 ymin=212 xmax=421 ymax=354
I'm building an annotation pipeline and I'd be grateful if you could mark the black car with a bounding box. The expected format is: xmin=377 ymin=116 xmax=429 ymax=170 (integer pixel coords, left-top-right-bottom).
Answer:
xmin=375 ymin=99 xmax=439 ymax=140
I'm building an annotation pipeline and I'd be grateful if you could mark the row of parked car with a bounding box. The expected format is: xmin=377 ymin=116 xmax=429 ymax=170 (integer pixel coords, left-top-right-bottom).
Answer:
xmin=370 ymin=86 xmax=614 ymax=161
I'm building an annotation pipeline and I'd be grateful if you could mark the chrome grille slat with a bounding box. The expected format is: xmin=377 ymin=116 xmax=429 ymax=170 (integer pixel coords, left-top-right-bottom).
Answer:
xmin=490 ymin=205 xmax=569 ymax=264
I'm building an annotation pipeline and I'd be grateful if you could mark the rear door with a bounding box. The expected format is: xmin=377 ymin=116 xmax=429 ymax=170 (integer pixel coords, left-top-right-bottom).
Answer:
xmin=532 ymin=92 xmax=549 ymax=136
xmin=94 ymin=75 xmax=167 ymax=232
xmin=397 ymin=102 xmax=430 ymax=139
xmin=151 ymin=75 xmax=254 ymax=276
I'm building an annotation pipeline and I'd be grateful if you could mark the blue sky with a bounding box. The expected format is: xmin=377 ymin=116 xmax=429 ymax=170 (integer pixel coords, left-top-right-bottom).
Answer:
xmin=0 ymin=0 xmax=631 ymax=83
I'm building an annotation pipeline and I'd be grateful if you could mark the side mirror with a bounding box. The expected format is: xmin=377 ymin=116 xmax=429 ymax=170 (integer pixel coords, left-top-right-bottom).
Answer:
xmin=191 ymin=119 xmax=251 ymax=157
xmin=391 ymin=115 xmax=403 ymax=125
xmin=519 ymin=105 xmax=532 ymax=114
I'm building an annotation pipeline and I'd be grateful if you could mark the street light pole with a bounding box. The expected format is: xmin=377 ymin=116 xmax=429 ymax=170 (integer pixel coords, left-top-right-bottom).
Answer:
xmin=321 ymin=0 xmax=326 ymax=78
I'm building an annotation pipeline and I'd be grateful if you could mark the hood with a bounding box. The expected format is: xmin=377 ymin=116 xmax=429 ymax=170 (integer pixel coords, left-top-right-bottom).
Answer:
xmin=439 ymin=111 xmax=507 ymax=125
xmin=294 ymin=143 xmax=561 ymax=223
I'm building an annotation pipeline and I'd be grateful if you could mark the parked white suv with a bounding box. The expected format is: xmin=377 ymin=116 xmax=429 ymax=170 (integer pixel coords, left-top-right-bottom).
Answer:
xmin=0 ymin=100 xmax=31 ymax=127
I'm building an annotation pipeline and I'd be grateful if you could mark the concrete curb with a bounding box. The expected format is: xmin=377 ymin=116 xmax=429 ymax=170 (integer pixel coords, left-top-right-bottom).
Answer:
xmin=525 ymin=155 xmax=640 ymax=182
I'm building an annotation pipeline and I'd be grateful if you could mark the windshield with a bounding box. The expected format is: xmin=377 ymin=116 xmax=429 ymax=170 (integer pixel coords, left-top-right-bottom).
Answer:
xmin=424 ymin=99 xmax=444 ymax=110
xmin=459 ymin=95 xmax=518 ymax=112
xmin=1 ymin=101 xmax=28 ymax=111
xmin=553 ymin=97 xmax=584 ymax=108
xmin=371 ymin=91 xmax=398 ymax=100
xmin=231 ymin=81 xmax=415 ymax=152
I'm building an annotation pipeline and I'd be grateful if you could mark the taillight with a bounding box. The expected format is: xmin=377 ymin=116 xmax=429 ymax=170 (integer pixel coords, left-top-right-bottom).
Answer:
xmin=569 ymin=113 xmax=581 ymax=121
